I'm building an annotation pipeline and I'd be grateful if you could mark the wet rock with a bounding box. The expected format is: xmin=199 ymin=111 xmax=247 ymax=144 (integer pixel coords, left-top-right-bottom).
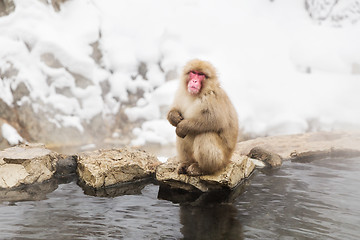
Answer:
xmin=156 ymin=153 xmax=255 ymax=192
xmin=77 ymin=147 xmax=161 ymax=189
xmin=0 ymin=143 xmax=75 ymax=189
xmin=0 ymin=143 xmax=57 ymax=188
xmin=55 ymin=154 xmax=77 ymax=177
xmin=236 ymin=131 xmax=360 ymax=162
xmin=247 ymin=146 xmax=282 ymax=167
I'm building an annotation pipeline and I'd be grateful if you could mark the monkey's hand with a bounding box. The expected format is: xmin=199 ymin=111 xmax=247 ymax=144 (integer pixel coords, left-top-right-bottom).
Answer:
xmin=176 ymin=120 xmax=189 ymax=138
xmin=167 ymin=109 xmax=183 ymax=127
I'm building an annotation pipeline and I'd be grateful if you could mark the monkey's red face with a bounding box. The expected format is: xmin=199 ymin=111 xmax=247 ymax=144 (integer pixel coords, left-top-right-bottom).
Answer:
xmin=187 ymin=71 xmax=205 ymax=95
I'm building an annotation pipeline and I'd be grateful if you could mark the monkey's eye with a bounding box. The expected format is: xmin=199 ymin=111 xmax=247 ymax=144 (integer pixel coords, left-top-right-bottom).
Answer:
xmin=198 ymin=73 xmax=208 ymax=78
xmin=189 ymin=71 xmax=207 ymax=78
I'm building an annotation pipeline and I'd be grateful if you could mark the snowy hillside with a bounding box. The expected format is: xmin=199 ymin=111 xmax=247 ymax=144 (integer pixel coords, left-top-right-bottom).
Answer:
xmin=0 ymin=0 xmax=359 ymax=148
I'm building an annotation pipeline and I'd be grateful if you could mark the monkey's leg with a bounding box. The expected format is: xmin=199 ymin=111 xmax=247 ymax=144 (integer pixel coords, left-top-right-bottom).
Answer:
xmin=190 ymin=132 xmax=226 ymax=175
xmin=176 ymin=136 xmax=195 ymax=174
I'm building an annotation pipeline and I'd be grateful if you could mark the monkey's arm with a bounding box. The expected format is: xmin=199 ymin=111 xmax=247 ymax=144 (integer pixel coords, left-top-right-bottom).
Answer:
xmin=176 ymin=108 xmax=222 ymax=138
xmin=167 ymin=109 xmax=183 ymax=127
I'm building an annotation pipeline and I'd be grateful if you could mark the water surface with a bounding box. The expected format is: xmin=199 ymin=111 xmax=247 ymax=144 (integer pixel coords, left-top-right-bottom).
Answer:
xmin=0 ymin=157 xmax=359 ymax=239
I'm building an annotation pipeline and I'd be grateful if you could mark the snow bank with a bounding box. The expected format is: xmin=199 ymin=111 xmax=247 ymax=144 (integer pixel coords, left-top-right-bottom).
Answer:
xmin=1 ymin=123 xmax=23 ymax=145
xmin=0 ymin=0 xmax=359 ymax=146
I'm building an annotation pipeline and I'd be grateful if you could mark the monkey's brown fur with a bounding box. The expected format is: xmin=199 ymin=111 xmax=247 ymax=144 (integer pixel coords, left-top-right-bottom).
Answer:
xmin=167 ymin=59 xmax=239 ymax=176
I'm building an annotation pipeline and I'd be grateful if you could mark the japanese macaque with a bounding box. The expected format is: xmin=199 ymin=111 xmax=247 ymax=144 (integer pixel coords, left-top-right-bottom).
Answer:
xmin=167 ymin=59 xmax=239 ymax=176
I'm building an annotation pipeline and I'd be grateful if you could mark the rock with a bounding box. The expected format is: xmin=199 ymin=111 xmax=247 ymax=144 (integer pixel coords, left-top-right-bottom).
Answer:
xmin=247 ymin=146 xmax=282 ymax=167
xmin=77 ymin=147 xmax=161 ymax=189
xmin=0 ymin=164 xmax=29 ymax=188
xmin=54 ymin=154 xmax=78 ymax=177
xmin=0 ymin=143 xmax=75 ymax=189
xmin=0 ymin=143 xmax=57 ymax=188
xmin=0 ymin=118 xmax=11 ymax=150
xmin=16 ymin=101 xmax=88 ymax=150
xmin=236 ymin=131 xmax=360 ymax=162
xmin=156 ymin=153 xmax=255 ymax=192
xmin=1 ymin=144 xmax=51 ymax=164
xmin=0 ymin=0 xmax=15 ymax=17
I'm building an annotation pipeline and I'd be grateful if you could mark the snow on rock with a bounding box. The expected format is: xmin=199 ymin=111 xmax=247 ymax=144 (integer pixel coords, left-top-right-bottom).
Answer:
xmin=305 ymin=0 xmax=360 ymax=26
xmin=1 ymin=123 xmax=23 ymax=145
xmin=125 ymin=79 xmax=178 ymax=123
xmin=0 ymin=0 xmax=359 ymax=147
xmin=131 ymin=119 xmax=176 ymax=146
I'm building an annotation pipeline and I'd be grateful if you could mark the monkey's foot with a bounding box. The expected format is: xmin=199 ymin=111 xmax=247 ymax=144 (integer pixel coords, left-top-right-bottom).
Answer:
xmin=186 ymin=163 xmax=203 ymax=176
xmin=177 ymin=162 xmax=190 ymax=174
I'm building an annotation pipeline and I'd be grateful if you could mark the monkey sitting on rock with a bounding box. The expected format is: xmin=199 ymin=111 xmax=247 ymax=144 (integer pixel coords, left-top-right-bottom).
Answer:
xmin=167 ymin=59 xmax=239 ymax=176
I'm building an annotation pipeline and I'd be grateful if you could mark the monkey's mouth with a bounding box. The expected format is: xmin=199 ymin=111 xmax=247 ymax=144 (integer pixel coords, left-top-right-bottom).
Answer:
xmin=188 ymin=86 xmax=200 ymax=94
xmin=189 ymin=86 xmax=199 ymax=90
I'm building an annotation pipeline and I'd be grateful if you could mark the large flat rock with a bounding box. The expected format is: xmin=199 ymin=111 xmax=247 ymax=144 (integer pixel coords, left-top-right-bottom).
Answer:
xmin=236 ymin=131 xmax=360 ymax=162
xmin=77 ymin=147 xmax=161 ymax=189
xmin=0 ymin=143 xmax=77 ymax=189
xmin=0 ymin=144 xmax=56 ymax=188
xmin=156 ymin=153 xmax=255 ymax=192
xmin=1 ymin=146 xmax=52 ymax=163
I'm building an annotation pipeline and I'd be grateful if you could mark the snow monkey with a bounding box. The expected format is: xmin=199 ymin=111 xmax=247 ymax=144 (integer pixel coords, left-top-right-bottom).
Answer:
xmin=167 ymin=59 xmax=239 ymax=176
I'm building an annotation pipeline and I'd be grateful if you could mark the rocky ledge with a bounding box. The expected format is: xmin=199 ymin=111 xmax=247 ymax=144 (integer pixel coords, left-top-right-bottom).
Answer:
xmin=1 ymin=131 xmax=360 ymax=200
xmin=156 ymin=154 xmax=255 ymax=192
xmin=236 ymin=131 xmax=360 ymax=163
xmin=77 ymin=147 xmax=161 ymax=189
xmin=0 ymin=143 xmax=76 ymax=189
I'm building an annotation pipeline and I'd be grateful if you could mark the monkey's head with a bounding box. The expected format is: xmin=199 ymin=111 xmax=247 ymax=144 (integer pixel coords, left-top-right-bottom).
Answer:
xmin=182 ymin=59 xmax=218 ymax=96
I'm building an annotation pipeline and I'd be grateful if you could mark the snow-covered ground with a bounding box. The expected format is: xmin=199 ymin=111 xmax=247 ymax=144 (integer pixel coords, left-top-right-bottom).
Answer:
xmin=1 ymin=123 xmax=23 ymax=145
xmin=0 ymin=0 xmax=359 ymax=146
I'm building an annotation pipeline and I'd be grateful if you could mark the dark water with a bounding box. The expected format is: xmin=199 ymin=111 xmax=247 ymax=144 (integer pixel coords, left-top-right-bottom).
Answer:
xmin=0 ymin=157 xmax=360 ymax=240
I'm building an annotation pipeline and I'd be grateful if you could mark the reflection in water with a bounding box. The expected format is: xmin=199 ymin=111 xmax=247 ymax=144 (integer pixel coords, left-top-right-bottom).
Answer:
xmin=235 ymin=157 xmax=360 ymax=240
xmin=0 ymin=157 xmax=359 ymax=239
xmin=180 ymin=203 xmax=243 ymax=240
xmin=0 ymin=182 xmax=183 ymax=239
xmin=158 ymin=181 xmax=250 ymax=240
xmin=0 ymin=176 xmax=75 ymax=203
xmin=157 ymin=180 xmax=249 ymax=205
xmin=79 ymin=178 xmax=155 ymax=198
